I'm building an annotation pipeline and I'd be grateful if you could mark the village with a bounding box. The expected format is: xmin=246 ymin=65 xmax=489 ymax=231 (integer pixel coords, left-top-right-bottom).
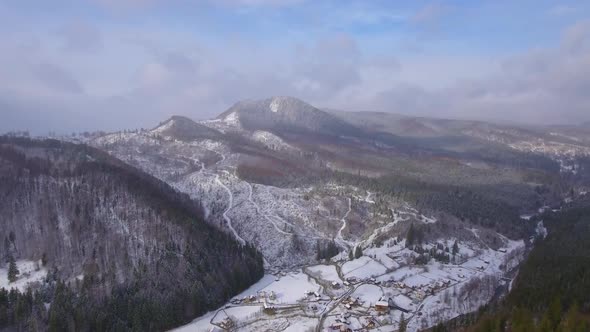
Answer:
xmin=173 ymin=233 xmax=525 ymax=332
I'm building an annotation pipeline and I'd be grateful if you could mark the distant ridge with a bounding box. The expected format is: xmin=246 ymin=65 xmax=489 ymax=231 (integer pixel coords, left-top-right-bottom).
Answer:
xmin=152 ymin=115 xmax=222 ymax=140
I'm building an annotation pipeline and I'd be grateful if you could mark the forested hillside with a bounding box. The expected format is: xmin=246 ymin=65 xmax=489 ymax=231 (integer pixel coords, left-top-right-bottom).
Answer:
xmin=0 ymin=137 xmax=264 ymax=331
xmin=437 ymin=195 xmax=590 ymax=332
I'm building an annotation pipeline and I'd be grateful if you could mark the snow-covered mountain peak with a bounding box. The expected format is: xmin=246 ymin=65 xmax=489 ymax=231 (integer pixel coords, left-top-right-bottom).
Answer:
xmin=267 ymin=96 xmax=309 ymax=113
xmin=216 ymin=96 xmax=362 ymax=136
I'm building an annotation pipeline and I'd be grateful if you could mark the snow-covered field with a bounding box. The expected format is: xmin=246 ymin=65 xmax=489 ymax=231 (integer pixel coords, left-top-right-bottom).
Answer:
xmin=342 ymin=256 xmax=388 ymax=279
xmin=262 ymin=272 xmax=320 ymax=303
xmin=352 ymin=284 xmax=383 ymax=307
xmin=307 ymin=264 xmax=342 ymax=284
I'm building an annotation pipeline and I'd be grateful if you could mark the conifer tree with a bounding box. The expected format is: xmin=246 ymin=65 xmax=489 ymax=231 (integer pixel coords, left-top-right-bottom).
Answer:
xmin=354 ymin=246 xmax=363 ymax=259
xmin=452 ymin=240 xmax=459 ymax=256
xmin=399 ymin=313 xmax=407 ymax=332
xmin=406 ymin=224 xmax=415 ymax=248
xmin=8 ymin=255 xmax=19 ymax=283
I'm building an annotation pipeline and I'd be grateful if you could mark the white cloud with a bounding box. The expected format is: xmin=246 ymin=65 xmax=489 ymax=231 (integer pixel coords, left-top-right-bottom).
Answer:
xmin=1 ymin=2 xmax=590 ymax=134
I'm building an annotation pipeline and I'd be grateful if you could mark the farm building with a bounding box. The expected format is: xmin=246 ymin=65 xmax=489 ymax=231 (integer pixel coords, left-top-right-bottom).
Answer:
xmin=374 ymin=300 xmax=389 ymax=312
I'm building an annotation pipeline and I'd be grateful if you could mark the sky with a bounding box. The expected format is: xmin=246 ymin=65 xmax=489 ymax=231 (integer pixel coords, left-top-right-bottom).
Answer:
xmin=1 ymin=0 xmax=590 ymax=134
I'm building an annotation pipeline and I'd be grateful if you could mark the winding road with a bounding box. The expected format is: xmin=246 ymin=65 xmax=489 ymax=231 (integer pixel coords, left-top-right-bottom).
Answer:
xmin=336 ymin=197 xmax=352 ymax=249
xmin=215 ymin=174 xmax=246 ymax=246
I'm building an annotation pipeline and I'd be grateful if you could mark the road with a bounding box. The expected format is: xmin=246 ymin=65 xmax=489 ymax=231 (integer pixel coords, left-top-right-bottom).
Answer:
xmin=336 ymin=197 xmax=352 ymax=250
xmin=215 ymin=174 xmax=246 ymax=245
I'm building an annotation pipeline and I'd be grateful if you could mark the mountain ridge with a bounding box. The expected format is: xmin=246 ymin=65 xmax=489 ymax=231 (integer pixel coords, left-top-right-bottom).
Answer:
xmin=152 ymin=114 xmax=222 ymax=140
xmin=0 ymin=136 xmax=264 ymax=331
xmin=217 ymin=96 xmax=364 ymax=137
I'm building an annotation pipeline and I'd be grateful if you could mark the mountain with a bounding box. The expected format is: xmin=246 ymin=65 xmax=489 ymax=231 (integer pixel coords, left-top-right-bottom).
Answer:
xmin=152 ymin=115 xmax=222 ymax=141
xmin=87 ymin=99 xmax=564 ymax=269
xmin=0 ymin=136 xmax=264 ymax=331
xmin=217 ymin=96 xmax=363 ymax=137
xmin=70 ymin=96 xmax=590 ymax=331
xmin=332 ymin=109 xmax=590 ymax=161
xmin=328 ymin=110 xmax=453 ymax=138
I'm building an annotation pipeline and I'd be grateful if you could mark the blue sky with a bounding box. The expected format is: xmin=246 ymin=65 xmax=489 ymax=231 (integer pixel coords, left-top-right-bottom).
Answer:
xmin=1 ymin=0 xmax=590 ymax=133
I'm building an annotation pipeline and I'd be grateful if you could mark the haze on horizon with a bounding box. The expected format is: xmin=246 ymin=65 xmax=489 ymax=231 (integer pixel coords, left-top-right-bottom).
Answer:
xmin=1 ymin=0 xmax=590 ymax=134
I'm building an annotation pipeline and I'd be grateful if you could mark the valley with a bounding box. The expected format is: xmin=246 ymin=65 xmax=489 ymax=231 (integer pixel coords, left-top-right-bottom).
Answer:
xmin=2 ymin=97 xmax=589 ymax=331
xmin=84 ymin=97 xmax=580 ymax=331
xmin=3 ymin=3 xmax=590 ymax=331
xmin=173 ymin=234 xmax=524 ymax=332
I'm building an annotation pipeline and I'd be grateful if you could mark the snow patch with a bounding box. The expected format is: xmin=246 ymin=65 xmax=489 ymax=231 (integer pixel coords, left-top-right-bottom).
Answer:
xmin=269 ymin=98 xmax=281 ymax=113
xmin=0 ymin=260 xmax=47 ymax=292
xmin=224 ymin=112 xmax=240 ymax=125
xmin=151 ymin=119 xmax=175 ymax=134
xmin=536 ymin=221 xmax=548 ymax=239
xmin=307 ymin=264 xmax=342 ymax=284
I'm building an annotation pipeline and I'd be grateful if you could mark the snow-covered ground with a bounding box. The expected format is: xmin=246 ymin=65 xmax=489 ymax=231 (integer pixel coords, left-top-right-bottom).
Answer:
xmin=307 ymin=264 xmax=342 ymax=284
xmin=342 ymin=256 xmax=388 ymax=279
xmin=88 ymin=128 xmax=528 ymax=332
xmin=352 ymin=284 xmax=383 ymax=307
xmin=262 ymin=272 xmax=320 ymax=303
xmin=91 ymin=129 xmax=430 ymax=268
xmin=0 ymin=260 xmax=47 ymax=292
xmin=172 ymin=236 xmax=525 ymax=332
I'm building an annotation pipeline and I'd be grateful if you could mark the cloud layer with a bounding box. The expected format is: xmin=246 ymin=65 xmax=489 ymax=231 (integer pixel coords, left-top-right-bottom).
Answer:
xmin=1 ymin=1 xmax=590 ymax=134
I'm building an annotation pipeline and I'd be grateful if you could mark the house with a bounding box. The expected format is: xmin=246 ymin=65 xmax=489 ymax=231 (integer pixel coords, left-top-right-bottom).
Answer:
xmin=263 ymin=299 xmax=276 ymax=314
xmin=332 ymin=281 xmax=341 ymax=289
xmin=329 ymin=323 xmax=342 ymax=330
xmin=219 ymin=318 xmax=234 ymax=329
xmin=498 ymin=248 xmax=507 ymax=253
xmin=342 ymin=296 xmax=358 ymax=306
xmin=328 ymin=323 xmax=352 ymax=332
xmin=374 ymin=300 xmax=389 ymax=312
xmin=363 ymin=317 xmax=377 ymax=329
xmin=414 ymin=290 xmax=426 ymax=300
